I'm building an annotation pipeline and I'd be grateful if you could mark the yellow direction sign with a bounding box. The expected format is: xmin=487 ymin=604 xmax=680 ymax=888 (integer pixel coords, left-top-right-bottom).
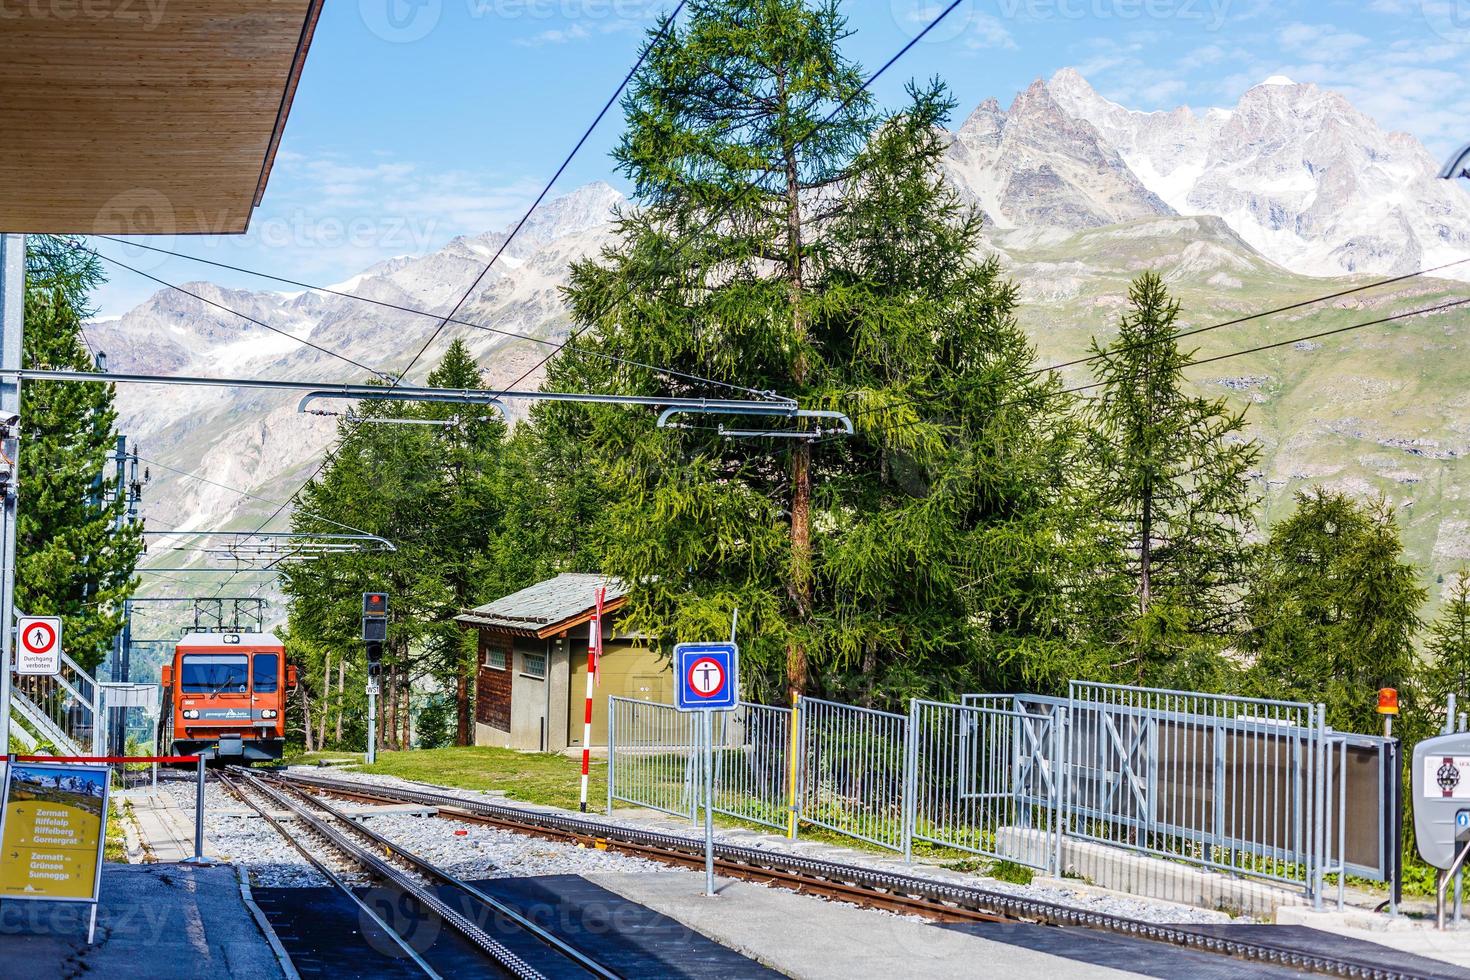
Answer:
xmin=0 ymin=761 xmax=110 ymax=903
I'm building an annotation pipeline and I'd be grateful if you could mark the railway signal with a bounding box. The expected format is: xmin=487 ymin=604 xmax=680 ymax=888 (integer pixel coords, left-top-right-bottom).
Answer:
xmin=363 ymin=593 xmax=388 ymax=763
xmin=363 ymin=592 xmax=387 ymax=678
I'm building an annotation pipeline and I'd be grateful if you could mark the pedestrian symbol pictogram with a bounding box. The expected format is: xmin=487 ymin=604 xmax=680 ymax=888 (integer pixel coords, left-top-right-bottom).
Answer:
xmin=674 ymin=642 xmax=738 ymax=711
xmin=687 ymin=657 xmax=726 ymax=698
xmin=16 ymin=616 xmax=62 ymax=676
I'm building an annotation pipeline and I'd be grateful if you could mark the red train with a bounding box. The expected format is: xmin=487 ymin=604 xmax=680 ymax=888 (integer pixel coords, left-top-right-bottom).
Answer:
xmin=159 ymin=632 xmax=296 ymax=763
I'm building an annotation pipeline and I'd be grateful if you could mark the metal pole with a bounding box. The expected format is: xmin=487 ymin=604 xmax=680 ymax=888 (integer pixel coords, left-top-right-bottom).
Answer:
xmin=606 ymin=698 xmax=616 ymax=816
xmin=181 ymin=754 xmax=210 ymax=864
xmin=0 ymin=234 xmax=23 ymax=760
xmin=703 ymin=708 xmax=715 ymax=897
xmin=367 ymin=679 xmax=378 ymax=765
xmin=1438 ymin=839 xmax=1470 ymax=930
xmin=786 ymin=693 xmax=801 ymax=839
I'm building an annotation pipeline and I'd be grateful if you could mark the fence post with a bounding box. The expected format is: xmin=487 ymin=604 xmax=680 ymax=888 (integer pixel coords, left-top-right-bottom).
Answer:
xmin=902 ymin=699 xmax=918 ymax=864
xmin=1053 ymin=704 xmax=1067 ymax=879
xmin=786 ymin=693 xmax=801 ymax=839
xmin=1311 ymin=703 xmax=1326 ymax=909
xmin=606 ymin=697 xmax=616 ymax=816
xmin=181 ymin=754 xmax=210 ymax=865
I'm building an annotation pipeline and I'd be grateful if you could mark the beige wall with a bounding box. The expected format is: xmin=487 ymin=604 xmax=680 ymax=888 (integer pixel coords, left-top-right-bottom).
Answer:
xmin=567 ymin=638 xmax=672 ymax=747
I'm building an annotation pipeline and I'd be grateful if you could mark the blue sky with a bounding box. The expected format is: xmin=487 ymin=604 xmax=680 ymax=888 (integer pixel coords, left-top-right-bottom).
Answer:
xmin=89 ymin=0 xmax=1470 ymax=317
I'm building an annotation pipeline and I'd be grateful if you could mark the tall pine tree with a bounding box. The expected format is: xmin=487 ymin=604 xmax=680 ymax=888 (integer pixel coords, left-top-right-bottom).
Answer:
xmin=18 ymin=238 xmax=142 ymax=672
xmin=1419 ymin=570 xmax=1470 ymax=732
xmin=281 ymin=340 xmax=509 ymax=750
xmin=531 ymin=0 xmax=1089 ymax=703
xmin=1085 ymin=271 xmax=1259 ymax=685
xmin=1241 ymin=489 xmax=1425 ymax=732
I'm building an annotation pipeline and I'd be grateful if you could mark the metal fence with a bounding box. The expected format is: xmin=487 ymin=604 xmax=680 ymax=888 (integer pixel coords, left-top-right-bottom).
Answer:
xmin=607 ymin=682 xmax=1398 ymax=910
xmin=909 ymin=698 xmax=1064 ymax=872
xmin=607 ymin=697 xmax=794 ymax=830
xmin=797 ymin=697 xmax=911 ymax=852
xmin=711 ymin=702 xmax=793 ymax=830
xmin=607 ymin=696 xmax=698 ymax=819
xmin=1064 ymin=682 xmax=1325 ymax=893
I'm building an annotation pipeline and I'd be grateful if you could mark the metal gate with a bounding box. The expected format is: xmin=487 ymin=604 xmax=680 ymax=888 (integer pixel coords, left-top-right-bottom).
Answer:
xmin=910 ymin=698 xmax=1063 ymax=871
xmin=797 ymin=697 xmax=910 ymax=852
xmin=1065 ymin=682 xmax=1325 ymax=892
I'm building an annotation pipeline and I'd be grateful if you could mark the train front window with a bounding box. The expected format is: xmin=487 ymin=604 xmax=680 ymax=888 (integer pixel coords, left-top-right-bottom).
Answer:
xmin=253 ymin=653 xmax=279 ymax=693
xmin=180 ymin=654 xmax=248 ymax=694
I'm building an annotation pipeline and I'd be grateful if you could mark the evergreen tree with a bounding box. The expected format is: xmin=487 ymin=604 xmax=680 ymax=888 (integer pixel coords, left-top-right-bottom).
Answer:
xmin=1084 ymin=271 xmax=1259 ymax=685
xmin=532 ymin=0 xmax=1090 ymax=703
xmin=16 ymin=238 xmax=142 ymax=671
xmin=1241 ymin=489 xmax=1425 ymax=732
xmin=1419 ymin=570 xmax=1470 ymax=732
xmin=419 ymin=339 xmax=509 ymax=744
xmin=281 ymin=341 xmax=509 ymax=750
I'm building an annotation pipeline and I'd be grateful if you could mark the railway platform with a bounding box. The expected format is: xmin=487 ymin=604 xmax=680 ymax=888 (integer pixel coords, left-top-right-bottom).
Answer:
xmin=0 ymin=863 xmax=291 ymax=980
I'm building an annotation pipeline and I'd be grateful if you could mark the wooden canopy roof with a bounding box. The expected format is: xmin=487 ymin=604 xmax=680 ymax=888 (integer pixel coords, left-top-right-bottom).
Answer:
xmin=0 ymin=1 xmax=324 ymax=235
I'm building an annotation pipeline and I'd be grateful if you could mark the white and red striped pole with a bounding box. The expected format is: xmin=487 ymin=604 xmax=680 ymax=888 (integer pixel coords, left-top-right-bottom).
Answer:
xmin=579 ymin=585 xmax=604 ymax=812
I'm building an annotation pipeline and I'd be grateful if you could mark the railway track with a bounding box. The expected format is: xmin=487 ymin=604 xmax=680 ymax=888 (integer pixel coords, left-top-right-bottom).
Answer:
xmin=216 ymin=768 xmax=623 ymax=980
xmin=272 ymin=769 xmax=1455 ymax=980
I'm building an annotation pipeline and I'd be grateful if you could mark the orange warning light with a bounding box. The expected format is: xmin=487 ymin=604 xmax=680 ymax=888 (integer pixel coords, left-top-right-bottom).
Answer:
xmin=1376 ymin=687 xmax=1399 ymax=716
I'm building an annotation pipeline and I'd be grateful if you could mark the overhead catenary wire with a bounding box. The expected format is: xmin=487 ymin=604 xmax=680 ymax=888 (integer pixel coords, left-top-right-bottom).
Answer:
xmin=245 ymin=3 xmax=699 ymax=549
xmin=87 ymin=235 xmax=777 ymax=400
xmin=839 ymin=255 xmax=1470 ymax=430
xmin=91 ymin=249 xmax=395 ymax=381
xmin=843 ymin=293 xmax=1470 ymax=444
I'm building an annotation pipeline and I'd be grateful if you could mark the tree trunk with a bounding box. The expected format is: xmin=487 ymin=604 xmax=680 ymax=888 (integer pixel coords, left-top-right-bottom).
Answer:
xmin=456 ymin=664 xmax=470 ymax=747
xmin=302 ymin=683 xmax=315 ymax=753
xmin=401 ymin=673 xmax=411 ymax=748
xmin=320 ymin=650 xmax=332 ymax=748
xmin=779 ymin=70 xmax=812 ymax=701
xmin=386 ymin=671 xmax=399 ymax=751
xmin=335 ymin=655 xmax=345 ymax=743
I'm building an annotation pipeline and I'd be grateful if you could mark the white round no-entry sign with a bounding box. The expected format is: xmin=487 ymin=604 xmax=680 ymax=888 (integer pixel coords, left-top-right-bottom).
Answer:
xmin=16 ymin=616 xmax=62 ymax=676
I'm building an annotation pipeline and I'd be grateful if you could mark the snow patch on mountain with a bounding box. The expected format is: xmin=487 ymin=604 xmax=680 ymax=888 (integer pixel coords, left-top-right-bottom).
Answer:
xmin=1044 ymin=68 xmax=1470 ymax=280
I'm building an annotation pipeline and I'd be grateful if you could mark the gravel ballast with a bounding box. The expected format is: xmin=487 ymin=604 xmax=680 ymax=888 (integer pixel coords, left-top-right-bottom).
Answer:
xmin=286 ymin=767 xmax=1234 ymax=925
xmin=163 ymin=772 xmax=666 ymax=888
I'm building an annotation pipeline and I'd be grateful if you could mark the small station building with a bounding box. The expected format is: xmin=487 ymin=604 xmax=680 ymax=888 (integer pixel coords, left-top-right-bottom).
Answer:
xmin=455 ymin=573 xmax=673 ymax=752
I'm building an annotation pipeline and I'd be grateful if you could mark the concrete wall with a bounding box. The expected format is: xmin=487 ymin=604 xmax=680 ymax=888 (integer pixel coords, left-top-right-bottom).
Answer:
xmin=567 ymin=630 xmax=672 ymax=747
xmin=507 ymin=638 xmax=551 ymax=751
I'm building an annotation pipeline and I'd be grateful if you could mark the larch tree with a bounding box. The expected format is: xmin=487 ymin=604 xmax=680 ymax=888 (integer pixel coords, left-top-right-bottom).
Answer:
xmin=17 ymin=237 xmax=143 ymax=672
xmin=1241 ymin=489 xmax=1425 ymax=732
xmin=1085 ymin=271 xmax=1259 ymax=686
xmin=282 ymin=340 xmax=510 ymax=751
xmin=1419 ymin=570 xmax=1470 ymax=732
xmin=531 ymin=0 xmax=1089 ymax=704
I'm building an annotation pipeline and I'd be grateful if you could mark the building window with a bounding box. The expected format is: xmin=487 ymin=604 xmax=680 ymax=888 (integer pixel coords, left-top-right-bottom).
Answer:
xmin=521 ymin=650 xmax=547 ymax=679
xmin=483 ymin=647 xmax=507 ymax=671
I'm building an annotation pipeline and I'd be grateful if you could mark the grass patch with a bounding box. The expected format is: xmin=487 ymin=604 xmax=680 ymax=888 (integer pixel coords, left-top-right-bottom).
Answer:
xmin=105 ymin=800 xmax=130 ymax=862
xmin=311 ymin=746 xmax=608 ymax=811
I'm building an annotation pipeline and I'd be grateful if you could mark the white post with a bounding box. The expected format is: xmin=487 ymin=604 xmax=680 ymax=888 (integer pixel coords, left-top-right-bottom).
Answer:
xmin=367 ymin=678 xmax=378 ymax=765
xmin=703 ymin=707 xmax=715 ymax=897
xmin=0 ymin=234 xmax=24 ymax=761
xmin=580 ymin=586 xmax=603 ymax=812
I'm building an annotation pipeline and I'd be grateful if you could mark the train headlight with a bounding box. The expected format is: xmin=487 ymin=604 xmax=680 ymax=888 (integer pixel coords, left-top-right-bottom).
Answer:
xmin=261 ymin=709 xmax=278 ymax=719
xmin=182 ymin=709 xmax=199 ymax=719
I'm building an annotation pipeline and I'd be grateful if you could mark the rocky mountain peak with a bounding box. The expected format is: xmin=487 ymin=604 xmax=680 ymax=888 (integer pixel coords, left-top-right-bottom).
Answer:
xmin=1038 ymin=69 xmax=1470 ymax=279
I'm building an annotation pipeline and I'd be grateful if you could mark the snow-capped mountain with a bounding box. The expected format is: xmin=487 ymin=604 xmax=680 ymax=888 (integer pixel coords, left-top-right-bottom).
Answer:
xmin=91 ymin=181 xmax=626 ymax=544
xmin=1043 ymin=68 xmax=1470 ymax=278
xmin=943 ymin=79 xmax=1172 ymax=238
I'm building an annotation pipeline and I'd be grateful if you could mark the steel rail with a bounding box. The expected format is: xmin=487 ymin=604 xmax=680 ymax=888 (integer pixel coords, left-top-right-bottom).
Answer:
xmin=275 ymin=770 xmax=1449 ymax=980
xmin=252 ymin=770 xmax=623 ymax=980
xmin=222 ymin=770 xmax=551 ymax=980
xmin=215 ymin=770 xmax=445 ymax=979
